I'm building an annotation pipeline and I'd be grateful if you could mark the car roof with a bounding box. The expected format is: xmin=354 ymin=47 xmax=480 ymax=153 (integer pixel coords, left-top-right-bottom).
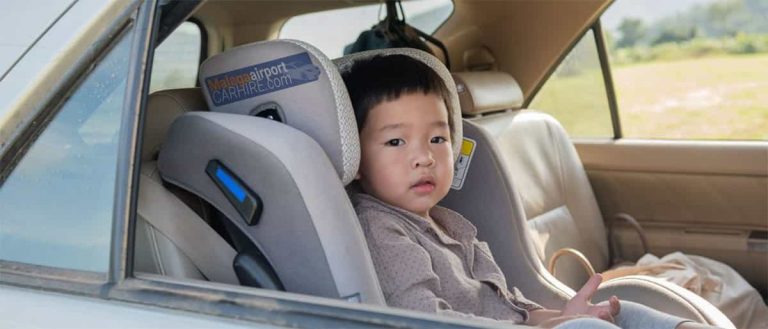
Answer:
xmin=193 ymin=0 xmax=612 ymax=105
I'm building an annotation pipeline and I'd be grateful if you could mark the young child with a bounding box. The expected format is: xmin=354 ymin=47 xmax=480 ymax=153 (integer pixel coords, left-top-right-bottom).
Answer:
xmin=341 ymin=53 xmax=711 ymax=329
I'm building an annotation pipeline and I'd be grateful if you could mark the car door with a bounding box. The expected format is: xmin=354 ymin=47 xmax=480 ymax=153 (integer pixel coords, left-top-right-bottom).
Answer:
xmin=529 ymin=0 xmax=768 ymax=296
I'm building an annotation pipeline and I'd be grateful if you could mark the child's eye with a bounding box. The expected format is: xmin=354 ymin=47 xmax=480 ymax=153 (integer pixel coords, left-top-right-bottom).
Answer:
xmin=386 ymin=138 xmax=405 ymax=146
xmin=431 ymin=136 xmax=447 ymax=144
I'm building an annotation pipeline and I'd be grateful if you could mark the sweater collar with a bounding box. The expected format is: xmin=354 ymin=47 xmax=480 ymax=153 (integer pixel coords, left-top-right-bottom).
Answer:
xmin=354 ymin=193 xmax=478 ymax=244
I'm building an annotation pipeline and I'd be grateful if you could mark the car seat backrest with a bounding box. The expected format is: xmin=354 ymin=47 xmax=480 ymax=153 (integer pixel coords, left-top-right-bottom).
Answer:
xmin=437 ymin=72 xmax=572 ymax=308
xmin=141 ymin=88 xmax=208 ymax=162
xmin=157 ymin=40 xmax=385 ymax=304
xmin=136 ymin=88 xmax=219 ymax=281
xmin=448 ymin=71 xmax=609 ymax=292
xmin=441 ymin=118 xmax=574 ymax=308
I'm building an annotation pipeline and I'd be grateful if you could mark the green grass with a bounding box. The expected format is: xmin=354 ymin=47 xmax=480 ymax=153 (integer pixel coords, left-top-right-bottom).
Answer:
xmin=530 ymin=54 xmax=768 ymax=140
xmin=530 ymin=69 xmax=614 ymax=138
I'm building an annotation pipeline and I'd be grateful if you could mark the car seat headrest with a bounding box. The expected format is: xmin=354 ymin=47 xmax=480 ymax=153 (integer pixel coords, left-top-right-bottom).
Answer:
xmin=452 ymin=71 xmax=524 ymax=115
xmin=334 ymin=48 xmax=463 ymax=159
xmin=142 ymin=88 xmax=207 ymax=162
xmin=199 ymin=39 xmax=359 ymax=185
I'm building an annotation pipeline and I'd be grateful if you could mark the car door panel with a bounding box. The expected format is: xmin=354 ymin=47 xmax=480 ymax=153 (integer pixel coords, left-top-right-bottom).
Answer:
xmin=574 ymin=140 xmax=768 ymax=293
xmin=0 ymin=285 xmax=269 ymax=329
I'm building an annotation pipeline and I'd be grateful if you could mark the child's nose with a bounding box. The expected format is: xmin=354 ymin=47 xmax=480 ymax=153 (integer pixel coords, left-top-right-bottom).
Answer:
xmin=412 ymin=145 xmax=435 ymax=168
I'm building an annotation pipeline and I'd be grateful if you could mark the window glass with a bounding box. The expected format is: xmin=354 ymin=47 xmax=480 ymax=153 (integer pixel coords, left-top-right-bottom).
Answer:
xmin=0 ymin=0 xmax=75 ymax=75
xmin=529 ymin=30 xmax=614 ymax=138
xmin=0 ymin=28 xmax=135 ymax=272
xmin=0 ymin=0 xmax=119 ymax=123
xmin=279 ymin=0 xmax=453 ymax=58
xmin=602 ymin=0 xmax=768 ymax=140
xmin=149 ymin=21 xmax=201 ymax=93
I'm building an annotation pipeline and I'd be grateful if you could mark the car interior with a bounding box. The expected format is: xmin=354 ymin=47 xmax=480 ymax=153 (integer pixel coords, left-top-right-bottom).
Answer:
xmin=133 ymin=0 xmax=767 ymax=328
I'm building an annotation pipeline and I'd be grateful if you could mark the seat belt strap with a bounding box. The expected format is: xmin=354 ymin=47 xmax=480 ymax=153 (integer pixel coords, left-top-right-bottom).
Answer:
xmin=137 ymin=175 xmax=239 ymax=285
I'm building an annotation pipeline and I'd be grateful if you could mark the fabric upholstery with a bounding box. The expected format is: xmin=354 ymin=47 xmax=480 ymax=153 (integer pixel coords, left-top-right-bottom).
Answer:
xmin=141 ymin=88 xmax=207 ymax=161
xmin=179 ymin=40 xmax=387 ymax=303
xmin=158 ymin=112 xmax=384 ymax=304
xmin=141 ymin=42 xmax=387 ymax=304
xmin=199 ymin=39 xmax=359 ymax=185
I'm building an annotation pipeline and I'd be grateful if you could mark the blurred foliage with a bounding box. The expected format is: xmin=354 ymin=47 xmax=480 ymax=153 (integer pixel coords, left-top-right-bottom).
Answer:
xmin=610 ymin=34 xmax=768 ymax=65
xmin=616 ymin=18 xmax=646 ymax=48
xmin=606 ymin=0 xmax=768 ymax=65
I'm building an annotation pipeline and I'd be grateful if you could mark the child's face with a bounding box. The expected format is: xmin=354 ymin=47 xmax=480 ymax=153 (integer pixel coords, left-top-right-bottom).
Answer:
xmin=357 ymin=92 xmax=454 ymax=218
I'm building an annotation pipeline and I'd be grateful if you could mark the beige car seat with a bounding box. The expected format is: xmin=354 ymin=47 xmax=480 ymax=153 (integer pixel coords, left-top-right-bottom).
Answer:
xmin=440 ymin=71 xmax=735 ymax=328
xmin=134 ymin=88 xmax=239 ymax=283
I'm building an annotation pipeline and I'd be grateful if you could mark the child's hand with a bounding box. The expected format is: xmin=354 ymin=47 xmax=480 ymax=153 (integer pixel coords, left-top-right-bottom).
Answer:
xmin=562 ymin=274 xmax=621 ymax=323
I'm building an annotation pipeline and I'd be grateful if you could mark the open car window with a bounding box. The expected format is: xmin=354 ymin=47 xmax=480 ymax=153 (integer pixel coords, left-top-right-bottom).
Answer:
xmin=602 ymin=0 xmax=768 ymax=140
xmin=533 ymin=0 xmax=768 ymax=141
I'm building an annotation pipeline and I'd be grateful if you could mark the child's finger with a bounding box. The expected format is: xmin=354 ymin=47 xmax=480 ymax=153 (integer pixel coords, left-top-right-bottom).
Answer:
xmin=609 ymin=296 xmax=621 ymax=316
xmin=573 ymin=273 xmax=603 ymax=303
xmin=598 ymin=310 xmax=615 ymax=323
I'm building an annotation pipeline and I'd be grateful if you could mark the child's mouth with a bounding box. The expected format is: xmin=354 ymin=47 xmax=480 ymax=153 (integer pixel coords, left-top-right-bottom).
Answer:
xmin=411 ymin=177 xmax=435 ymax=194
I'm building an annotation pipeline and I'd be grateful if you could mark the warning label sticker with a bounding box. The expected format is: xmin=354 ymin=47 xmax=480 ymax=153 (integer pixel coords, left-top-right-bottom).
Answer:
xmin=451 ymin=137 xmax=476 ymax=190
xmin=204 ymin=52 xmax=321 ymax=106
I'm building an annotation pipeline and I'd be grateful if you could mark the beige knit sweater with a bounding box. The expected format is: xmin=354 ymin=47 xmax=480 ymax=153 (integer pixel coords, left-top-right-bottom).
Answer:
xmin=352 ymin=193 xmax=542 ymax=323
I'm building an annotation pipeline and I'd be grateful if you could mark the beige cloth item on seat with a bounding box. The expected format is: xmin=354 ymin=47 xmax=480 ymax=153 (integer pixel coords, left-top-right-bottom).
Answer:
xmin=624 ymin=252 xmax=768 ymax=329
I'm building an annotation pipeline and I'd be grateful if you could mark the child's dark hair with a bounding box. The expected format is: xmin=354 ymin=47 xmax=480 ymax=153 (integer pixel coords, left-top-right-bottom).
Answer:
xmin=341 ymin=54 xmax=454 ymax=137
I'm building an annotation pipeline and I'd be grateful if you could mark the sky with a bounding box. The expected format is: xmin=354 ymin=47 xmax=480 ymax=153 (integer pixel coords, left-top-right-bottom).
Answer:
xmin=601 ymin=0 xmax=722 ymax=33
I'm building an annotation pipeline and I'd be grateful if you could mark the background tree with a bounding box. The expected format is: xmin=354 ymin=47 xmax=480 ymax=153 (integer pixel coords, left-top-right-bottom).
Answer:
xmin=616 ymin=17 xmax=646 ymax=48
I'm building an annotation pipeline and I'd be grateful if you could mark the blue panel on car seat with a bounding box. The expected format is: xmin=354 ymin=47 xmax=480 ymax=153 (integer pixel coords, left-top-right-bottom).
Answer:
xmin=215 ymin=166 xmax=246 ymax=202
xmin=206 ymin=160 xmax=262 ymax=225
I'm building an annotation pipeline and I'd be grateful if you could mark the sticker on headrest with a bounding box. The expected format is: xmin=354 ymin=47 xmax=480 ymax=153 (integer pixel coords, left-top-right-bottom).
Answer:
xmin=451 ymin=137 xmax=476 ymax=190
xmin=205 ymin=52 xmax=321 ymax=107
